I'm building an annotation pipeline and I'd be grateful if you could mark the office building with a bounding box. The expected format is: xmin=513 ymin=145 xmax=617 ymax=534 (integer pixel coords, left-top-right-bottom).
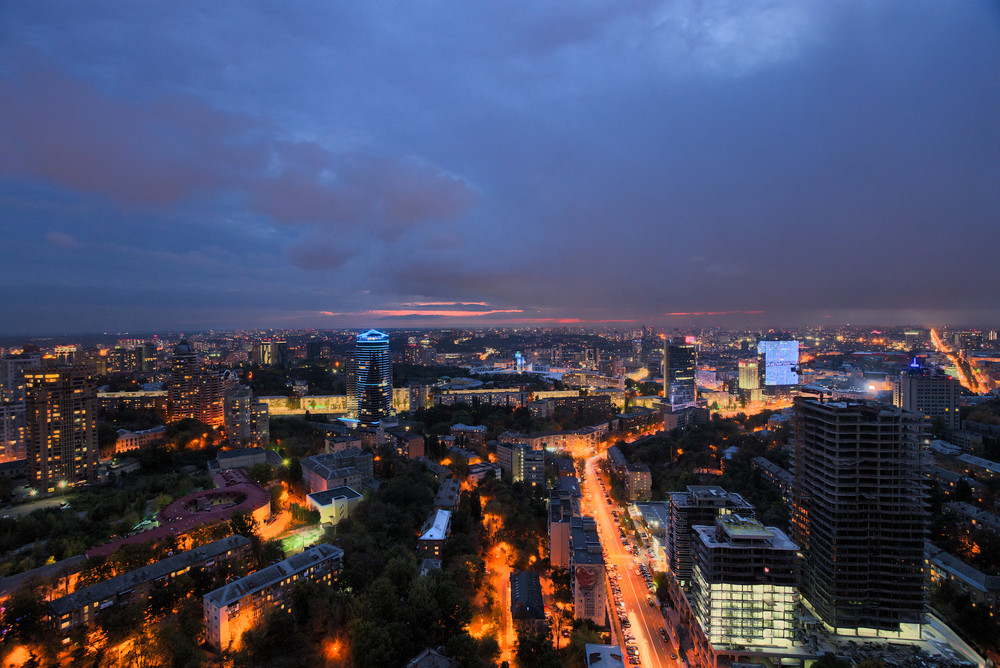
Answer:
xmin=204 ymin=543 xmax=343 ymax=650
xmin=757 ymin=341 xmax=799 ymax=387
xmin=737 ymin=360 xmax=760 ymax=391
xmin=792 ymin=398 xmax=926 ymax=639
xmin=169 ymin=341 xmax=223 ymax=427
xmin=892 ymin=360 xmax=960 ymax=431
xmin=691 ymin=515 xmax=798 ymax=649
xmin=25 ymin=366 xmax=99 ymax=490
xmin=663 ymin=337 xmax=697 ymax=409
xmin=353 ymin=330 xmax=391 ymax=427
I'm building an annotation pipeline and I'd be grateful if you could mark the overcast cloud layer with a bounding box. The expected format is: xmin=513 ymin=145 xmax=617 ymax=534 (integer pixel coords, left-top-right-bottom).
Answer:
xmin=1 ymin=1 xmax=999 ymax=334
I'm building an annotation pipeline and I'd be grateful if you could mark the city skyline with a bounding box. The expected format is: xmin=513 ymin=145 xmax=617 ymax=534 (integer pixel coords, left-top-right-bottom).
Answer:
xmin=2 ymin=1 xmax=999 ymax=334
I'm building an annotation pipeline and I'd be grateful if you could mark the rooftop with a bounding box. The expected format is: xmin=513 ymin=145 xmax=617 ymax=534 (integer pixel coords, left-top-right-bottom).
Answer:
xmin=205 ymin=543 xmax=342 ymax=607
xmin=420 ymin=509 xmax=452 ymax=542
xmin=307 ymin=486 xmax=362 ymax=506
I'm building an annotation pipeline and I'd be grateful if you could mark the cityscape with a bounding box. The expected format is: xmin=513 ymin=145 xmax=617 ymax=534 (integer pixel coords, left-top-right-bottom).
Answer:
xmin=1 ymin=326 xmax=1000 ymax=667
xmin=2 ymin=2 xmax=1000 ymax=668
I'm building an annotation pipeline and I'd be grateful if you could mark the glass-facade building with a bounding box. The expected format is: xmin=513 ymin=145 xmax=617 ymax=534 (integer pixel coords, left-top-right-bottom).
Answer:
xmin=691 ymin=515 xmax=798 ymax=649
xmin=663 ymin=337 xmax=697 ymax=409
xmin=354 ymin=330 xmax=391 ymax=427
xmin=757 ymin=340 xmax=799 ymax=386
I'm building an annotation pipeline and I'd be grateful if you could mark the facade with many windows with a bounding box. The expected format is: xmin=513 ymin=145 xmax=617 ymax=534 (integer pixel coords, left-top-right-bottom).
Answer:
xmin=203 ymin=543 xmax=343 ymax=651
xmin=691 ymin=515 xmax=798 ymax=650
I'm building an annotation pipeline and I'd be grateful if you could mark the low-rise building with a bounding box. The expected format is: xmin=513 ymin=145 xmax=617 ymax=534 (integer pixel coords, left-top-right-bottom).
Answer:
xmin=301 ymin=448 xmax=374 ymax=494
xmin=468 ymin=462 xmax=501 ymax=484
xmin=751 ymin=456 xmax=794 ymax=503
xmin=433 ymin=478 xmax=461 ymax=511
xmin=203 ymin=543 xmax=343 ymax=651
xmin=386 ymin=425 xmax=425 ymax=459
xmin=306 ymin=486 xmax=363 ymax=525
xmin=52 ymin=535 xmax=251 ymax=632
xmin=450 ymin=423 xmax=487 ymax=449
xmin=510 ymin=570 xmax=545 ymax=630
xmin=571 ymin=516 xmax=606 ymax=626
xmin=418 ymin=509 xmax=452 ymax=560
xmin=114 ymin=425 xmax=166 ymax=453
xmin=623 ymin=462 xmax=651 ymax=502
xmin=433 ymin=388 xmax=529 ymax=409
xmin=584 ymin=644 xmax=626 ymax=668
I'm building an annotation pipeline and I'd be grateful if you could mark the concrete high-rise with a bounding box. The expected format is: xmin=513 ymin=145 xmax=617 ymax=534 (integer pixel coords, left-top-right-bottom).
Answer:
xmin=892 ymin=360 xmax=960 ymax=431
xmin=663 ymin=337 xmax=697 ymax=410
xmin=24 ymin=366 xmax=99 ymax=490
xmin=0 ymin=353 xmax=40 ymax=462
xmin=792 ymin=397 xmax=926 ymax=639
xmin=353 ymin=330 xmax=391 ymax=427
xmin=169 ymin=341 xmax=223 ymax=427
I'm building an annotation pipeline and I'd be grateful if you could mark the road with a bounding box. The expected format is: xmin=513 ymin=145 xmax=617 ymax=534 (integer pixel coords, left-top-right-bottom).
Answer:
xmin=3 ymin=495 xmax=68 ymax=519
xmin=583 ymin=453 xmax=679 ymax=668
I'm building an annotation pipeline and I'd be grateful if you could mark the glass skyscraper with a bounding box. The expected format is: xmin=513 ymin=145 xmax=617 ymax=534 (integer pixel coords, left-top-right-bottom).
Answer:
xmin=353 ymin=329 xmax=391 ymax=426
xmin=663 ymin=337 xmax=697 ymax=410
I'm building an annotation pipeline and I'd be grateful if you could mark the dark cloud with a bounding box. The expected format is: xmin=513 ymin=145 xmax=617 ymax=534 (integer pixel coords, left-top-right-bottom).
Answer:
xmin=250 ymin=148 xmax=481 ymax=234
xmin=0 ymin=1 xmax=998 ymax=333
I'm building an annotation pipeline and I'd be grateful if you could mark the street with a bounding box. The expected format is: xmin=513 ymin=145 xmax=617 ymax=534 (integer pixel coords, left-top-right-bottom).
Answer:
xmin=583 ymin=453 xmax=679 ymax=668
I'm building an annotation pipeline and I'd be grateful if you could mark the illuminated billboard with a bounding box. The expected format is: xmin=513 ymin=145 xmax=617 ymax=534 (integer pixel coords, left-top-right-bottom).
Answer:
xmin=757 ymin=340 xmax=799 ymax=386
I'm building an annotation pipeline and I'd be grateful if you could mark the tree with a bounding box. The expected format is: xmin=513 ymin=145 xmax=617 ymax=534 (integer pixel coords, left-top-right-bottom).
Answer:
xmin=516 ymin=625 xmax=560 ymax=668
xmin=248 ymin=462 xmax=275 ymax=485
xmin=229 ymin=511 xmax=260 ymax=541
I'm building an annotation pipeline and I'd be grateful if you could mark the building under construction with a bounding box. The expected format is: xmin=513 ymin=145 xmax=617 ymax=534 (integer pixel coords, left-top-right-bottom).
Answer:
xmin=792 ymin=397 xmax=926 ymax=639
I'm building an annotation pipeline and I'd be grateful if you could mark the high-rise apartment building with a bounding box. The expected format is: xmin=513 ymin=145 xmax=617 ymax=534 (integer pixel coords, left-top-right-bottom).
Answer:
xmin=169 ymin=341 xmax=223 ymax=427
xmin=353 ymin=330 xmax=391 ymax=427
xmin=892 ymin=360 xmax=960 ymax=431
xmin=224 ymin=384 xmax=270 ymax=447
xmin=24 ymin=366 xmax=99 ymax=490
xmin=792 ymin=397 xmax=926 ymax=639
xmin=0 ymin=353 xmax=40 ymax=462
xmin=663 ymin=337 xmax=697 ymax=410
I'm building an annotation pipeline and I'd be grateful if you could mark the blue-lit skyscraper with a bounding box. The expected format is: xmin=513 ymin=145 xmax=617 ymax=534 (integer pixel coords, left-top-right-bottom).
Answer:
xmin=757 ymin=340 xmax=799 ymax=386
xmin=353 ymin=330 xmax=391 ymax=427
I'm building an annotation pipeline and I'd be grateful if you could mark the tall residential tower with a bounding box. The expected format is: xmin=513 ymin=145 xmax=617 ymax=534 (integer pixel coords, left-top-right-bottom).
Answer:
xmin=353 ymin=330 xmax=391 ymax=427
xmin=25 ymin=366 xmax=99 ymax=490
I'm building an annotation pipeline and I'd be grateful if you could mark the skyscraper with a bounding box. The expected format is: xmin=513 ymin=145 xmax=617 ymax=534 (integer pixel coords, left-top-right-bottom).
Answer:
xmin=663 ymin=337 xmax=697 ymax=410
xmin=0 ymin=353 xmax=40 ymax=462
xmin=792 ymin=397 xmax=925 ymax=639
xmin=353 ymin=330 xmax=391 ymax=427
xmin=169 ymin=341 xmax=223 ymax=427
xmin=24 ymin=366 xmax=99 ymax=490
xmin=892 ymin=360 xmax=960 ymax=431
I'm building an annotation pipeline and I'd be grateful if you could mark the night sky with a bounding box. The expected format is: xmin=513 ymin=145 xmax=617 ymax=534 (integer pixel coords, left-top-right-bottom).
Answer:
xmin=2 ymin=1 xmax=999 ymax=334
